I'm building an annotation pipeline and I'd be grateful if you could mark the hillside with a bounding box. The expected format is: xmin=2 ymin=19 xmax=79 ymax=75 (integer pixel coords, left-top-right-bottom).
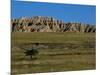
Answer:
xmin=11 ymin=32 xmax=95 ymax=74
xmin=11 ymin=16 xmax=96 ymax=32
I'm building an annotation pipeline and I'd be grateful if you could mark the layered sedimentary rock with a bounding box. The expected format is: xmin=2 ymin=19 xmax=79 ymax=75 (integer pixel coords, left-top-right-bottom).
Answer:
xmin=11 ymin=16 xmax=96 ymax=32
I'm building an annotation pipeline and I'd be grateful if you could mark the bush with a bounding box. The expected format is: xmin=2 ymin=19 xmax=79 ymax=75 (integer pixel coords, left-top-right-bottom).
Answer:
xmin=24 ymin=48 xmax=39 ymax=60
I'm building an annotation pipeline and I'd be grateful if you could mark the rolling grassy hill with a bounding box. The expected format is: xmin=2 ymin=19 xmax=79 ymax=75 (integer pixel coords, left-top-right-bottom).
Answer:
xmin=11 ymin=32 xmax=96 ymax=74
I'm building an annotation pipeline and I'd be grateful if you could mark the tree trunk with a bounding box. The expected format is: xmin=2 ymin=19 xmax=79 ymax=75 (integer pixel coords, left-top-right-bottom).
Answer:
xmin=30 ymin=55 xmax=33 ymax=60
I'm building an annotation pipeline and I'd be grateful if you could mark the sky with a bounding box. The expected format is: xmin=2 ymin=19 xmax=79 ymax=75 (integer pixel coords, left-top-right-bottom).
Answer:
xmin=11 ymin=0 xmax=96 ymax=25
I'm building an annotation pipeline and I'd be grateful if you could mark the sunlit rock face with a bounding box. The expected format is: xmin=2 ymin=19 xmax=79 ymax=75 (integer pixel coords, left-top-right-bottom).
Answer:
xmin=11 ymin=16 xmax=96 ymax=32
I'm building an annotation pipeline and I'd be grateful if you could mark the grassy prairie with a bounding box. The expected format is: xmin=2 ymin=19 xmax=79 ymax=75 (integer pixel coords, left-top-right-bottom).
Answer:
xmin=11 ymin=32 xmax=96 ymax=74
xmin=12 ymin=32 xmax=95 ymax=43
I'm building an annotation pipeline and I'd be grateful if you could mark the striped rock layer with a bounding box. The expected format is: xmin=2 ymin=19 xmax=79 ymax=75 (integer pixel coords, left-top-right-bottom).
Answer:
xmin=11 ymin=16 xmax=96 ymax=32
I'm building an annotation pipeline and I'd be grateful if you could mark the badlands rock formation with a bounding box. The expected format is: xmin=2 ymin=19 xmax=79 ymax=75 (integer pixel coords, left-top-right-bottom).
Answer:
xmin=11 ymin=16 xmax=96 ymax=32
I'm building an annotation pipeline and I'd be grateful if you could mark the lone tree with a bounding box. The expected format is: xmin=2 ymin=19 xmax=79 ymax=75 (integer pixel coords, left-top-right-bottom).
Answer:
xmin=24 ymin=43 xmax=39 ymax=60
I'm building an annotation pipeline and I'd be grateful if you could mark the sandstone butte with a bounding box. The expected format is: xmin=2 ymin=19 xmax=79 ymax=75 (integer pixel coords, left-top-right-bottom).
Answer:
xmin=11 ymin=16 xmax=96 ymax=32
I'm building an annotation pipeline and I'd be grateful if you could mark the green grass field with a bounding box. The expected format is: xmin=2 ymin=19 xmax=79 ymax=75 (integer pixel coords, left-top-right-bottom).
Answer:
xmin=11 ymin=32 xmax=96 ymax=74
